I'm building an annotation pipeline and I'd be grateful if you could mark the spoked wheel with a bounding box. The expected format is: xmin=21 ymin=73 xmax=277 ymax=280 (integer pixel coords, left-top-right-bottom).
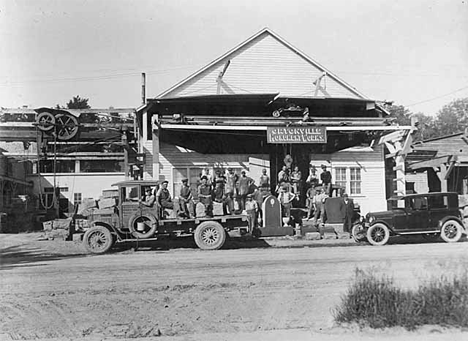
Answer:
xmin=194 ymin=221 xmax=226 ymax=250
xmin=366 ymin=223 xmax=390 ymax=246
xmin=83 ymin=226 xmax=114 ymax=254
xmin=55 ymin=113 xmax=79 ymax=140
xmin=351 ymin=224 xmax=367 ymax=243
xmin=36 ymin=112 xmax=56 ymax=131
xmin=440 ymin=220 xmax=463 ymax=243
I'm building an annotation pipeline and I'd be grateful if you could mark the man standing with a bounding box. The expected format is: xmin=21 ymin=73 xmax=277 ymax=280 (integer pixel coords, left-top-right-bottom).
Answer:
xmin=278 ymin=165 xmax=289 ymax=184
xmin=341 ymin=194 xmax=355 ymax=234
xmin=237 ymin=170 xmax=254 ymax=211
xmin=245 ymin=194 xmax=259 ymax=230
xmin=278 ymin=185 xmax=295 ymax=226
xmin=179 ymin=178 xmax=194 ymax=218
xmin=320 ymin=164 xmax=332 ymax=196
xmin=225 ymin=168 xmax=238 ymax=201
xmin=306 ymin=165 xmax=319 ymax=188
xmin=312 ymin=187 xmax=328 ymax=226
xmin=259 ymin=168 xmax=270 ymax=190
xmin=291 ymin=166 xmax=302 ymax=197
xmin=305 ymin=185 xmax=316 ymax=220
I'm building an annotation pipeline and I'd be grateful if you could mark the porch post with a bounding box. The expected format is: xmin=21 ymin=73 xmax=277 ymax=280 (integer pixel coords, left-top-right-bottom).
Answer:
xmin=152 ymin=116 xmax=160 ymax=181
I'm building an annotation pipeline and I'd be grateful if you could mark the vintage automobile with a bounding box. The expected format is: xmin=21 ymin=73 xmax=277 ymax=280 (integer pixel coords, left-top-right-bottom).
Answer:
xmin=82 ymin=180 xmax=250 ymax=254
xmin=352 ymin=192 xmax=466 ymax=246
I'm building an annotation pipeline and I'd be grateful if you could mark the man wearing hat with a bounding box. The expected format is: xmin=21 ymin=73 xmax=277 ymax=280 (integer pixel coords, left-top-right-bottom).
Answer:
xmin=179 ymin=178 xmax=194 ymax=218
xmin=197 ymin=175 xmax=213 ymax=217
xmin=213 ymin=176 xmax=233 ymax=215
xmin=245 ymin=193 xmax=259 ymax=229
xmin=156 ymin=180 xmax=174 ymax=210
xmin=237 ymin=170 xmax=254 ymax=211
xmin=139 ymin=187 xmax=155 ymax=207
xmin=320 ymin=164 xmax=332 ymax=196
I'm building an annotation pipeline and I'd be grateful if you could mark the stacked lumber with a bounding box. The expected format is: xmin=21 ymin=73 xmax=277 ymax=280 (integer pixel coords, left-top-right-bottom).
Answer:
xmin=43 ymin=218 xmax=72 ymax=240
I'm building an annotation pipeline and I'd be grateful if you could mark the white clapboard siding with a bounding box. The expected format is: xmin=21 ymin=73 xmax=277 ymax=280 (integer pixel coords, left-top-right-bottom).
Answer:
xmin=310 ymin=145 xmax=387 ymax=215
xmin=163 ymin=32 xmax=360 ymax=99
xmin=149 ymin=142 xmax=268 ymax=195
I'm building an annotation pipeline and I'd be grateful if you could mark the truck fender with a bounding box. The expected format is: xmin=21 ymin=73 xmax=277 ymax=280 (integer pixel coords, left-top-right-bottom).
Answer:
xmin=88 ymin=220 xmax=121 ymax=241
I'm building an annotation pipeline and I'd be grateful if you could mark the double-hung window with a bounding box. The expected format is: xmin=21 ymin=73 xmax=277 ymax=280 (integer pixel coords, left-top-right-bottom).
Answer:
xmin=334 ymin=167 xmax=362 ymax=195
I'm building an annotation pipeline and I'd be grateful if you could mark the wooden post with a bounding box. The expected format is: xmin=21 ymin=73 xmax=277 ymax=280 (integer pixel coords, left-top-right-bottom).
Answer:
xmin=438 ymin=164 xmax=448 ymax=192
xmin=122 ymin=131 xmax=129 ymax=180
xmin=152 ymin=116 xmax=160 ymax=181
xmin=395 ymin=154 xmax=406 ymax=206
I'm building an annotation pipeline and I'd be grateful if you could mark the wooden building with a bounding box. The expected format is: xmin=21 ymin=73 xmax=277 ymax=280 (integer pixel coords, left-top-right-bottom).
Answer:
xmin=407 ymin=132 xmax=468 ymax=194
xmin=0 ymin=107 xmax=136 ymax=221
xmin=136 ymin=28 xmax=413 ymax=216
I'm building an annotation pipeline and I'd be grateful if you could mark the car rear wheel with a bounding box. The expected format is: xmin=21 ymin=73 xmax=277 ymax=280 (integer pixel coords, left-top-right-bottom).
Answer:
xmin=194 ymin=221 xmax=226 ymax=250
xmin=83 ymin=226 xmax=114 ymax=254
xmin=366 ymin=223 xmax=390 ymax=246
xmin=440 ymin=220 xmax=463 ymax=243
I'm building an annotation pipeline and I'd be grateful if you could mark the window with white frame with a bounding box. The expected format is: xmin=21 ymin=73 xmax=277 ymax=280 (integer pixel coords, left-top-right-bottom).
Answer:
xmin=74 ymin=193 xmax=82 ymax=205
xmin=334 ymin=167 xmax=362 ymax=195
xmin=335 ymin=167 xmax=347 ymax=189
xmin=350 ymin=167 xmax=362 ymax=195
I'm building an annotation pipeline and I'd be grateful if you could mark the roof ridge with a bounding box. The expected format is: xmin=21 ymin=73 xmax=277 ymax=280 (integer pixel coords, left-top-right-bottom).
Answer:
xmin=156 ymin=27 xmax=368 ymax=99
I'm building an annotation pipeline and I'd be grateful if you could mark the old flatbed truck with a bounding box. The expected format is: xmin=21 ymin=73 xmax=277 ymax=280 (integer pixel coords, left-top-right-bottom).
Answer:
xmin=82 ymin=180 xmax=250 ymax=254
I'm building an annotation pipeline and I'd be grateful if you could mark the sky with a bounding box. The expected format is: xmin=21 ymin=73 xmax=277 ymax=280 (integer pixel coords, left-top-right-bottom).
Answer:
xmin=0 ymin=0 xmax=467 ymax=116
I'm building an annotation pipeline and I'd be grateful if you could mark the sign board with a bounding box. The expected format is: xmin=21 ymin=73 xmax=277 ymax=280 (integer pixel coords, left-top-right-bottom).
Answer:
xmin=267 ymin=127 xmax=327 ymax=144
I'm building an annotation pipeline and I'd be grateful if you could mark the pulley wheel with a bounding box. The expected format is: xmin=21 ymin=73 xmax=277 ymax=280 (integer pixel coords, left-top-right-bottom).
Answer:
xmin=55 ymin=113 xmax=79 ymax=140
xmin=36 ymin=112 xmax=56 ymax=132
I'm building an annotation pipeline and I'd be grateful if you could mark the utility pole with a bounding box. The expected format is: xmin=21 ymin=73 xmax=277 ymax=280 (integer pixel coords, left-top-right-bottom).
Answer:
xmin=141 ymin=73 xmax=146 ymax=105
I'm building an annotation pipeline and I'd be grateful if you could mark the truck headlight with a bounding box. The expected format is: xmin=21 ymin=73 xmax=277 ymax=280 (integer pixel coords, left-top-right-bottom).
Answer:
xmin=368 ymin=216 xmax=375 ymax=224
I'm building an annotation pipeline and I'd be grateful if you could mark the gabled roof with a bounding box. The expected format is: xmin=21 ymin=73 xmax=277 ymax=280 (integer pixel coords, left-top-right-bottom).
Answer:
xmin=156 ymin=27 xmax=369 ymax=100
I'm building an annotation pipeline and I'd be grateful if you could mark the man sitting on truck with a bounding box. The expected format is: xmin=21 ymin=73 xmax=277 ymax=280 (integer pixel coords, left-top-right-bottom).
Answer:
xmin=198 ymin=176 xmax=213 ymax=217
xmin=179 ymin=178 xmax=195 ymax=218
xmin=156 ymin=180 xmax=174 ymax=210
xmin=139 ymin=187 xmax=155 ymax=207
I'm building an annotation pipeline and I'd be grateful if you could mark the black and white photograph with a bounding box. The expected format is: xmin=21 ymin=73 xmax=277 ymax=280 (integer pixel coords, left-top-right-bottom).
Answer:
xmin=1 ymin=0 xmax=468 ymax=340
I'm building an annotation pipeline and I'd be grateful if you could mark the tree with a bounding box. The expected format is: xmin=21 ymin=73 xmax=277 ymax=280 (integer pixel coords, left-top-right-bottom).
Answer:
xmin=433 ymin=98 xmax=468 ymax=137
xmin=387 ymin=103 xmax=438 ymax=141
xmin=387 ymin=104 xmax=412 ymax=126
xmin=66 ymin=95 xmax=91 ymax=109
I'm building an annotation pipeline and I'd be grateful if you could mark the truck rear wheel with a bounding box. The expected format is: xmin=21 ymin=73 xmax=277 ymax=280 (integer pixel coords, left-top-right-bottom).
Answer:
xmin=194 ymin=221 xmax=226 ymax=250
xmin=83 ymin=226 xmax=114 ymax=254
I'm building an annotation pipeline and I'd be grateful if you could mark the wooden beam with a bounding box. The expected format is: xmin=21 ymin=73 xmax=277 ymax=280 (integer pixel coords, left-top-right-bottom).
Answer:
xmin=159 ymin=124 xmax=413 ymax=131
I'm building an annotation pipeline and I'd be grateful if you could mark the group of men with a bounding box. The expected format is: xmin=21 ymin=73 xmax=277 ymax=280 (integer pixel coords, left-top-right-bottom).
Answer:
xmin=140 ymin=168 xmax=268 ymax=225
xmin=139 ymin=164 xmax=355 ymax=234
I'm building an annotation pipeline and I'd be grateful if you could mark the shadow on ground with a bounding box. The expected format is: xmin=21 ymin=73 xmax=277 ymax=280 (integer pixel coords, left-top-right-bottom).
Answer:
xmin=0 ymin=244 xmax=88 ymax=270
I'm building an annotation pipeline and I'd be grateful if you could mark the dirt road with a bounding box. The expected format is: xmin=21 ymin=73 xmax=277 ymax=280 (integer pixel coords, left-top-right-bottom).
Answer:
xmin=1 ymin=233 xmax=468 ymax=340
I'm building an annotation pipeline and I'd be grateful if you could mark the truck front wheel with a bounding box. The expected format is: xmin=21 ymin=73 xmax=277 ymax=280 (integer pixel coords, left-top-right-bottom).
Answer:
xmin=83 ymin=226 xmax=114 ymax=254
xmin=194 ymin=221 xmax=226 ymax=250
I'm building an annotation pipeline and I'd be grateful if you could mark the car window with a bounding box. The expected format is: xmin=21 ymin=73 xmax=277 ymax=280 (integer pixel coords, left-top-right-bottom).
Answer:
xmin=427 ymin=195 xmax=448 ymax=209
xmin=412 ymin=197 xmax=427 ymax=210
xmin=121 ymin=186 xmax=139 ymax=202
